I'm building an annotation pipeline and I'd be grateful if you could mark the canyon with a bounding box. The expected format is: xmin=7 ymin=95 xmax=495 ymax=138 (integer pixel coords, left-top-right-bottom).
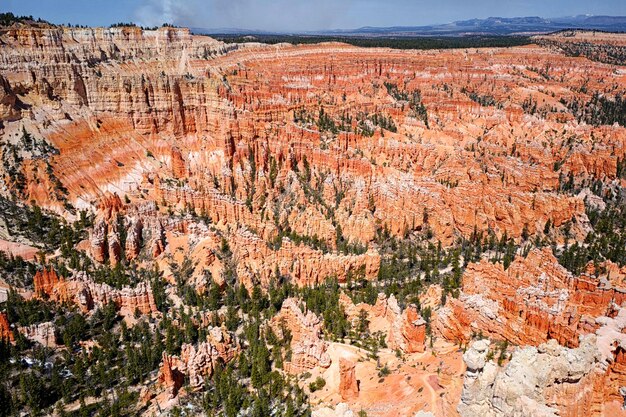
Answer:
xmin=0 ymin=18 xmax=626 ymax=417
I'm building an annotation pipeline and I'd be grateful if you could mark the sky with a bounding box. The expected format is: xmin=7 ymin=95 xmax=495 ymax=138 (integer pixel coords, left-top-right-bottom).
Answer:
xmin=4 ymin=0 xmax=626 ymax=32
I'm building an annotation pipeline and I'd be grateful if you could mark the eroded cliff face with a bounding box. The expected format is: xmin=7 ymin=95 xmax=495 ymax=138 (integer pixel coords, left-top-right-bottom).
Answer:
xmin=270 ymin=298 xmax=332 ymax=373
xmin=33 ymin=267 xmax=157 ymax=317
xmin=459 ymin=319 xmax=626 ymax=417
xmin=2 ymin=23 xmax=626 ymax=417
xmin=339 ymin=358 xmax=359 ymax=401
xmin=434 ymin=248 xmax=626 ymax=348
xmin=434 ymin=249 xmax=626 ymax=416
xmin=459 ymin=337 xmax=602 ymax=417
xmin=2 ymin=25 xmax=625 ymax=292
xmin=340 ymin=292 xmax=427 ymax=354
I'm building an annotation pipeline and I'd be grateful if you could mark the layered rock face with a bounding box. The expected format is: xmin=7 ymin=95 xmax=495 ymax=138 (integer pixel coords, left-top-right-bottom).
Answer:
xmin=458 ymin=334 xmax=626 ymax=417
xmin=157 ymin=326 xmax=239 ymax=393
xmin=89 ymin=193 xmax=146 ymax=265
xmin=436 ymin=249 xmax=626 ymax=415
xmin=34 ymin=268 xmax=157 ymax=317
xmin=594 ymin=307 xmax=626 ymax=410
xmin=435 ymin=248 xmax=626 ymax=348
xmin=230 ymin=229 xmax=380 ymax=289
xmin=270 ymin=298 xmax=332 ymax=373
xmin=0 ymin=74 xmax=22 ymax=122
xmin=2 ymin=23 xmax=626 ymax=417
xmin=340 ymin=292 xmax=426 ymax=353
xmin=33 ymin=267 xmax=62 ymax=297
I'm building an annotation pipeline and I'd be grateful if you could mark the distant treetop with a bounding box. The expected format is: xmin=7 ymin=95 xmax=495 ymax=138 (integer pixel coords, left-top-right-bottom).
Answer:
xmin=109 ymin=22 xmax=139 ymax=28
xmin=109 ymin=22 xmax=180 ymax=30
xmin=0 ymin=12 xmax=52 ymax=27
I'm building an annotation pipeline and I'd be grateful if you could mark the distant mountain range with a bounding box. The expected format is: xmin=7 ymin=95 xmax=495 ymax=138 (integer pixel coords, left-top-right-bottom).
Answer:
xmin=195 ymin=15 xmax=626 ymax=37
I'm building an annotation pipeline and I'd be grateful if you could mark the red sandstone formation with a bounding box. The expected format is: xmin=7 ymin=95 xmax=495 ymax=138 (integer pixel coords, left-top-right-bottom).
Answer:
xmin=434 ymin=248 xmax=626 ymax=348
xmin=97 ymin=193 xmax=125 ymax=220
xmin=34 ymin=267 xmax=62 ymax=297
xmin=89 ymin=194 xmax=129 ymax=265
xmin=157 ymin=326 xmax=239 ymax=393
xmin=434 ymin=248 xmax=626 ymax=416
xmin=339 ymin=358 xmax=359 ymax=401
xmin=270 ymin=298 xmax=332 ymax=373
xmin=125 ymin=217 xmax=143 ymax=261
xmin=87 ymin=195 xmax=150 ymax=265
xmin=170 ymin=147 xmax=188 ymax=179
xmin=396 ymin=304 xmax=427 ymax=354
xmin=90 ymin=219 xmax=109 ymax=264
xmin=34 ymin=269 xmax=157 ymax=317
xmin=340 ymin=292 xmax=426 ymax=353
xmin=152 ymin=219 xmax=379 ymax=291
xmin=0 ymin=312 xmax=14 ymax=342
xmin=419 ymin=284 xmax=443 ymax=311
xmin=157 ymin=352 xmax=185 ymax=399
xmin=231 ymin=229 xmax=380 ymax=289
xmin=1 ymin=25 xmax=623 ymax=288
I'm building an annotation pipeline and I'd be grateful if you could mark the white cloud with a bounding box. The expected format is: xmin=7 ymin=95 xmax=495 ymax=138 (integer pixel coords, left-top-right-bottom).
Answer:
xmin=134 ymin=0 xmax=354 ymax=31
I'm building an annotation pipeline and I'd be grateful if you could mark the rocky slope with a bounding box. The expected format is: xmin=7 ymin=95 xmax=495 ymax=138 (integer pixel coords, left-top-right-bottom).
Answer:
xmin=459 ymin=325 xmax=626 ymax=417
xmin=459 ymin=337 xmax=600 ymax=417
xmin=3 ymin=24 xmax=624 ymax=269
xmin=434 ymin=247 xmax=626 ymax=347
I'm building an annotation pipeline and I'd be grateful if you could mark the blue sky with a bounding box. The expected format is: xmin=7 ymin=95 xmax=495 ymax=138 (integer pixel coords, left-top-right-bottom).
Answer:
xmin=4 ymin=0 xmax=626 ymax=32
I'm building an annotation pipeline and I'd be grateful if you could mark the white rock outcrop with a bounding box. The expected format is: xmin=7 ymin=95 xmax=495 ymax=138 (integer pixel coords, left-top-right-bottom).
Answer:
xmin=458 ymin=335 xmax=600 ymax=417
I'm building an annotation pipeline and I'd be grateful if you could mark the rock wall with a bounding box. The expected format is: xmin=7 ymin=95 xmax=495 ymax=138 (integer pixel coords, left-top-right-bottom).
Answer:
xmin=339 ymin=358 xmax=359 ymax=401
xmin=157 ymin=326 xmax=239 ymax=393
xmin=458 ymin=334 xmax=625 ymax=417
xmin=89 ymin=193 xmax=147 ymax=265
xmin=434 ymin=248 xmax=626 ymax=348
xmin=3 ymin=21 xmax=626 ymax=417
xmin=156 ymin=352 xmax=185 ymax=399
xmin=340 ymin=292 xmax=426 ymax=353
xmin=2 ymin=26 xmax=622 ymax=256
xmin=33 ymin=267 xmax=62 ymax=297
xmin=270 ymin=298 xmax=332 ymax=373
xmin=230 ymin=229 xmax=380 ymax=289
xmin=34 ymin=268 xmax=157 ymax=317
xmin=445 ymin=251 xmax=626 ymax=416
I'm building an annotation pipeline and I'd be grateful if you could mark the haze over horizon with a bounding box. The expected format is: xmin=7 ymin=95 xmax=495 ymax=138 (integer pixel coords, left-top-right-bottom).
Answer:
xmin=4 ymin=0 xmax=626 ymax=32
